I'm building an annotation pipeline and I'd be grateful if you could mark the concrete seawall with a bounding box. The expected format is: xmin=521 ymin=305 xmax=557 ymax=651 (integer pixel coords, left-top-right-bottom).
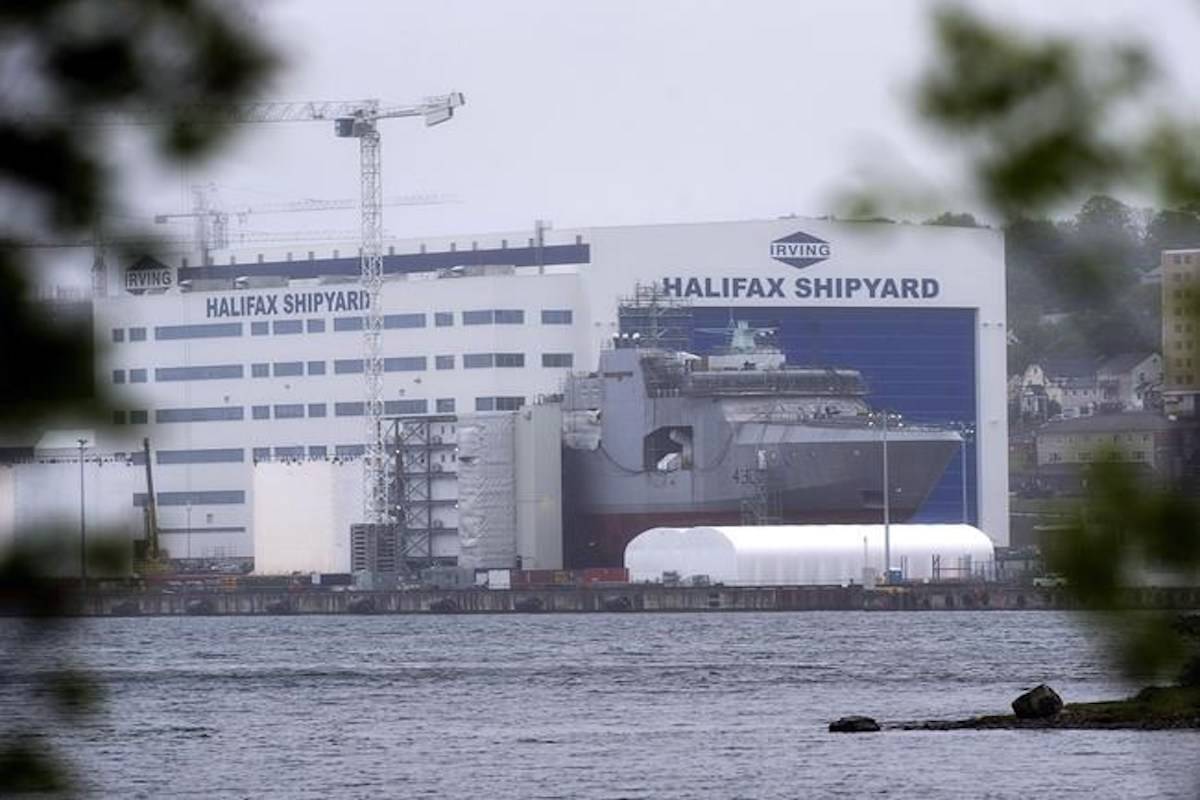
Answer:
xmin=68 ymin=583 xmax=1200 ymax=616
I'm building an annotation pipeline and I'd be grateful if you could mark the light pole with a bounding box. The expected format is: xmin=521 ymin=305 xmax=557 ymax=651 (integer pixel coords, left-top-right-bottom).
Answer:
xmin=872 ymin=410 xmax=907 ymax=582
xmin=881 ymin=411 xmax=890 ymax=580
xmin=77 ymin=437 xmax=88 ymax=588
xmin=958 ymin=423 xmax=975 ymax=524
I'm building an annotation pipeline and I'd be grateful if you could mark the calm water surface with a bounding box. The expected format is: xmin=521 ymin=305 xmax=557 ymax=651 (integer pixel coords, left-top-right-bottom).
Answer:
xmin=2 ymin=611 xmax=1198 ymax=799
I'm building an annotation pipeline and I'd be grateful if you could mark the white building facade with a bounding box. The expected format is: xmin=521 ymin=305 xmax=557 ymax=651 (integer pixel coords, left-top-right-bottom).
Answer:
xmin=86 ymin=217 xmax=1009 ymax=560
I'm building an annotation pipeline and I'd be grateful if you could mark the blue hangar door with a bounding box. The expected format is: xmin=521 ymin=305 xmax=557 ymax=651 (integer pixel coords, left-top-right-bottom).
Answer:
xmin=688 ymin=306 xmax=978 ymax=525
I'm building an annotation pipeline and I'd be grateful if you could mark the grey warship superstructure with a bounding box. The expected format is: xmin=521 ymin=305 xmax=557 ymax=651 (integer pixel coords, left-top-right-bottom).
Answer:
xmin=561 ymin=322 xmax=963 ymax=567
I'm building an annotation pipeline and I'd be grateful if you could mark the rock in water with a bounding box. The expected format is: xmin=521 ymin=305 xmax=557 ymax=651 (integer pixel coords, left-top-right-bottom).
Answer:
xmin=829 ymin=715 xmax=881 ymax=733
xmin=1012 ymin=684 xmax=1063 ymax=719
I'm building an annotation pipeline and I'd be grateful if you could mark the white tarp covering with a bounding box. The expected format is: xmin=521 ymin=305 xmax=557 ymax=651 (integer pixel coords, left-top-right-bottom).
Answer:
xmin=625 ymin=524 xmax=995 ymax=586
xmin=456 ymin=414 xmax=517 ymax=569
xmin=252 ymin=460 xmax=361 ymax=574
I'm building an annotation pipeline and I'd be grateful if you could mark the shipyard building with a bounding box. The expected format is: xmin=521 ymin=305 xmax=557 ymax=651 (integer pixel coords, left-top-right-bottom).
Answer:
xmin=0 ymin=218 xmax=1009 ymax=570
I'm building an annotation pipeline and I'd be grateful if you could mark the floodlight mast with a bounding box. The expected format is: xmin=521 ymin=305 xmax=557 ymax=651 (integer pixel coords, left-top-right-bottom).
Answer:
xmin=333 ymin=93 xmax=465 ymax=526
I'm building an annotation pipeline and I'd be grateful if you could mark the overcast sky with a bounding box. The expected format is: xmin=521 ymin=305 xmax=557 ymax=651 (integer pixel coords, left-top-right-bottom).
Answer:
xmin=59 ymin=0 xmax=1200 ymax=285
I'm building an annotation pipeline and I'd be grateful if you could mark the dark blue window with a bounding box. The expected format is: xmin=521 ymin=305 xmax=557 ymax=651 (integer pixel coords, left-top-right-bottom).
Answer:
xmin=155 ymin=364 xmax=243 ymax=381
xmin=335 ymin=402 xmax=364 ymax=417
xmin=494 ymin=309 xmax=524 ymax=324
xmin=155 ymin=406 xmax=243 ymax=423
xmin=134 ymin=490 xmax=244 ymax=507
xmin=307 ymin=318 xmax=326 ymax=333
xmin=308 ymin=403 xmax=327 ymax=418
xmin=252 ymin=447 xmax=271 ymax=461
xmin=435 ymin=355 xmax=454 ymax=370
xmin=113 ymin=369 xmax=126 ymax=384
xmin=273 ymin=320 xmax=302 ymax=335
xmin=495 ymin=353 xmax=524 ymax=368
xmin=541 ymin=309 xmax=573 ymax=324
xmin=251 ymin=321 xmax=269 ymax=336
xmin=129 ymin=410 xmax=148 ymax=425
xmin=129 ymin=327 xmax=147 ymax=341
xmin=334 ymin=359 xmax=364 ymax=374
xmin=435 ymin=312 xmax=454 ymax=327
xmin=274 ymin=446 xmax=304 ymax=458
xmin=542 ymin=353 xmax=573 ymax=367
xmin=112 ymin=329 xmax=124 ymax=342
xmin=384 ymin=399 xmax=428 ymax=414
xmin=274 ymin=404 xmax=304 ymax=419
xmin=155 ymin=323 xmax=242 ymax=340
xmin=308 ymin=446 xmax=327 ymax=458
xmin=252 ymin=405 xmax=270 ymax=420
xmin=334 ymin=316 xmax=364 ymax=332
xmin=335 ymin=444 xmax=365 ymax=457
xmin=384 ymin=356 xmax=426 ymax=372
xmin=463 ymin=310 xmax=493 ymax=325
xmin=464 ymin=353 xmax=493 ymax=369
xmin=157 ymin=449 xmax=244 ymax=464
xmin=384 ymin=313 xmax=426 ymax=329
xmin=307 ymin=361 xmax=326 ymax=375
xmin=129 ymin=369 xmax=147 ymax=383
xmin=252 ymin=363 xmax=269 ymax=378
xmin=436 ymin=398 xmax=455 ymax=413
xmin=273 ymin=362 xmax=303 ymax=377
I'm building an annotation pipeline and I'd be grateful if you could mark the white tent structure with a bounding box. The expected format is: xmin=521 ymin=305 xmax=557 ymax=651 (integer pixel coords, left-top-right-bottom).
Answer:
xmin=624 ymin=524 xmax=995 ymax=586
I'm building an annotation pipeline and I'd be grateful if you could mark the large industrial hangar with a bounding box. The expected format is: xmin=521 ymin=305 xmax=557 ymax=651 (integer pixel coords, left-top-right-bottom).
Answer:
xmin=1 ymin=216 xmax=1009 ymax=568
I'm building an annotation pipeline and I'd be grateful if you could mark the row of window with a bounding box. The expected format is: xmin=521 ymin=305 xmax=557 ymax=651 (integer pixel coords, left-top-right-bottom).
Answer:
xmin=113 ymin=353 xmax=575 ymax=384
xmin=110 ymin=395 xmax=526 ymax=425
xmin=133 ymin=490 xmax=245 ymax=507
xmin=111 ymin=309 xmax=575 ymax=343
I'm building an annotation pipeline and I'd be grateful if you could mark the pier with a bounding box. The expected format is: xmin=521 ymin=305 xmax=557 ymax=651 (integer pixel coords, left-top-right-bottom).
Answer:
xmin=64 ymin=583 xmax=1200 ymax=616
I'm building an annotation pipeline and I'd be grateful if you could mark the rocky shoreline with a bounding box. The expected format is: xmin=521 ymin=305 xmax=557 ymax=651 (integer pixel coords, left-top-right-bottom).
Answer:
xmin=832 ymin=685 xmax=1200 ymax=732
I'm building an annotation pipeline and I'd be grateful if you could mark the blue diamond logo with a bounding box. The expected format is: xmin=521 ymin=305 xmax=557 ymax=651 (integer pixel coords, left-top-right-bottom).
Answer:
xmin=769 ymin=231 xmax=831 ymax=269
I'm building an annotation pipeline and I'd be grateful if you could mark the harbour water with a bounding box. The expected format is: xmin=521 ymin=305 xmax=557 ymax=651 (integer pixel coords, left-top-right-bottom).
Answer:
xmin=2 ymin=611 xmax=1198 ymax=798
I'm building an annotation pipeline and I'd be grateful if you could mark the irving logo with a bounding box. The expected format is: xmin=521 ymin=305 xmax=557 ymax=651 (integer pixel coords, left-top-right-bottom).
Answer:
xmin=769 ymin=231 xmax=831 ymax=269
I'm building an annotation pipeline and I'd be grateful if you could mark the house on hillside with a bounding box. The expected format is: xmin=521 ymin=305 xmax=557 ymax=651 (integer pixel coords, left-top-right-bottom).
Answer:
xmin=1032 ymin=412 xmax=1184 ymax=493
xmin=1018 ymin=358 xmax=1100 ymax=419
xmin=1095 ymin=352 xmax=1162 ymax=412
xmin=1017 ymin=353 xmax=1163 ymax=420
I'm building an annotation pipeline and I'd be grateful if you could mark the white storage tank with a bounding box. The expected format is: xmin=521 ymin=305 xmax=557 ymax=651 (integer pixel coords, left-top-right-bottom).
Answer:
xmin=625 ymin=524 xmax=995 ymax=586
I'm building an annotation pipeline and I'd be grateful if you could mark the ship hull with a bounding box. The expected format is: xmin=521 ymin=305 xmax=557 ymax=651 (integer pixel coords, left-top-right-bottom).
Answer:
xmin=562 ymin=436 xmax=959 ymax=568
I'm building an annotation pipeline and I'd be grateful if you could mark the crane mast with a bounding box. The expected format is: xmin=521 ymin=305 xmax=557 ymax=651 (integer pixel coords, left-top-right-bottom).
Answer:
xmin=357 ymin=114 xmax=387 ymax=523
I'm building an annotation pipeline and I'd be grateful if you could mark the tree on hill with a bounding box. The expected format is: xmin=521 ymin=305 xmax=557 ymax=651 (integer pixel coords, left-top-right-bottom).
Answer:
xmin=924 ymin=211 xmax=983 ymax=227
xmin=915 ymin=5 xmax=1199 ymax=689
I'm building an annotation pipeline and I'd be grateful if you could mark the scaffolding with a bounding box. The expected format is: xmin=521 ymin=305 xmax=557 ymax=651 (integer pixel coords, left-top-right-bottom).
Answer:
xmin=386 ymin=414 xmax=459 ymax=571
xmin=350 ymin=523 xmax=400 ymax=574
xmin=738 ymin=452 xmax=783 ymax=526
xmin=617 ymin=282 xmax=693 ymax=351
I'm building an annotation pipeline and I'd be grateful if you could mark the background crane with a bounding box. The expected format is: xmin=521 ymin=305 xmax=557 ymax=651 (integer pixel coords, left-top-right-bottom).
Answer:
xmin=152 ymin=184 xmax=455 ymax=265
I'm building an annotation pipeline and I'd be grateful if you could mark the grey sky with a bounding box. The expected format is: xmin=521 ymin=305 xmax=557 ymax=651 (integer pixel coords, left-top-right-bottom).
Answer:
xmin=70 ymin=0 xmax=1200 ymax=284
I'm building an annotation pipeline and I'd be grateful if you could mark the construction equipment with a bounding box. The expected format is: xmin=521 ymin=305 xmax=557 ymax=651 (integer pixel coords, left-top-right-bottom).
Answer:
xmin=138 ymin=436 xmax=167 ymax=571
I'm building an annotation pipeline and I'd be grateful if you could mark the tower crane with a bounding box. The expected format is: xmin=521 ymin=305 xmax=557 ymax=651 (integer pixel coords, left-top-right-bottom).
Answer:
xmin=107 ymin=94 xmax=466 ymax=527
